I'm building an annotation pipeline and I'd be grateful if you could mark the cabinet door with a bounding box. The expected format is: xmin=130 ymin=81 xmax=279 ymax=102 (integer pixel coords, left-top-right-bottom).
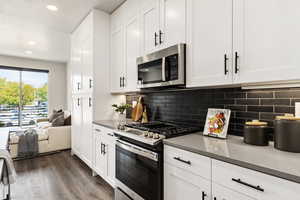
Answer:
xmin=160 ymin=0 xmax=186 ymax=48
xmin=81 ymin=36 xmax=93 ymax=93
xmin=124 ymin=16 xmax=141 ymax=92
xmin=141 ymin=0 xmax=160 ymax=54
xmin=81 ymin=96 xmax=93 ymax=166
xmin=111 ymin=28 xmax=125 ymax=93
xmin=94 ymin=131 xmax=107 ymax=177
xmin=186 ymin=0 xmax=233 ymax=87
xmin=71 ymin=40 xmax=82 ymax=94
xmin=105 ymin=135 xmax=116 ymax=186
xmin=233 ymin=0 xmax=300 ymax=84
xmin=212 ymin=183 xmax=256 ymax=200
xmin=71 ymin=97 xmax=82 ymax=154
xmin=164 ymin=163 xmax=211 ymax=200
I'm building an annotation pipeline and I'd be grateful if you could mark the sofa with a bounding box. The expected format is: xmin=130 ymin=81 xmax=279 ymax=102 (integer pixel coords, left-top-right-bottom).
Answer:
xmin=9 ymin=112 xmax=71 ymax=159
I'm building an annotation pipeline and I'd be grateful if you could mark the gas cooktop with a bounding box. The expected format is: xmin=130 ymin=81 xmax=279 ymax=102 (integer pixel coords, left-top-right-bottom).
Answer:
xmin=125 ymin=121 xmax=201 ymax=138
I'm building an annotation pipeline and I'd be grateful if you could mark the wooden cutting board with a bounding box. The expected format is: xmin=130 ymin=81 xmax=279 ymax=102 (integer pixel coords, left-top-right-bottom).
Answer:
xmin=132 ymin=96 xmax=144 ymax=121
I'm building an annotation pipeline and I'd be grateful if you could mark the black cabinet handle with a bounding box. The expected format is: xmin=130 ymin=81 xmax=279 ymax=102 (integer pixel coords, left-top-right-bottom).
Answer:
xmin=159 ymin=30 xmax=163 ymax=44
xmin=232 ymin=178 xmax=264 ymax=192
xmin=100 ymin=143 xmax=103 ymax=154
xmin=120 ymin=77 xmax=122 ymax=88
xmin=202 ymin=191 xmax=207 ymax=200
xmin=234 ymin=52 xmax=239 ymax=74
xmin=173 ymin=157 xmax=191 ymax=165
xmin=77 ymin=98 xmax=80 ymax=106
xmin=154 ymin=32 xmax=158 ymax=46
xmin=77 ymin=82 xmax=80 ymax=90
xmin=108 ymin=133 xmax=114 ymax=137
xmin=89 ymin=79 xmax=92 ymax=89
xmin=89 ymin=97 xmax=92 ymax=107
xmin=224 ymin=54 xmax=229 ymax=75
xmin=122 ymin=77 xmax=125 ymax=88
xmin=213 ymin=198 xmax=217 ymax=200
xmin=102 ymin=144 xmax=106 ymax=155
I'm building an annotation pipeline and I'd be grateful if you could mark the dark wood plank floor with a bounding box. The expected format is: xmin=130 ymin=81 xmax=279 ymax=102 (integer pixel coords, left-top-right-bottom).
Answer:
xmin=12 ymin=151 xmax=114 ymax=200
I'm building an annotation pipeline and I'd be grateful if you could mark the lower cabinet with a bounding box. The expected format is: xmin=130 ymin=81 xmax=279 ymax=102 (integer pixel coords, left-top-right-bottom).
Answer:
xmin=212 ymin=183 xmax=256 ymax=200
xmin=93 ymin=125 xmax=116 ymax=187
xmin=164 ymin=145 xmax=300 ymax=200
xmin=164 ymin=163 xmax=211 ymax=200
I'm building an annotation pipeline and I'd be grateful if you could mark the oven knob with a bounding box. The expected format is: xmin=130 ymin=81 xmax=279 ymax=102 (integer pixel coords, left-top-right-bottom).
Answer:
xmin=148 ymin=132 xmax=153 ymax=138
xmin=153 ymin=134 xmax=160 ymax=139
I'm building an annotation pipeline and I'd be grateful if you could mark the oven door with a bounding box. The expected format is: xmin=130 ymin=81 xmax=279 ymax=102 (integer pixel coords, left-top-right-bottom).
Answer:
xmin=116 ymin=140 xmax=162 ymax=200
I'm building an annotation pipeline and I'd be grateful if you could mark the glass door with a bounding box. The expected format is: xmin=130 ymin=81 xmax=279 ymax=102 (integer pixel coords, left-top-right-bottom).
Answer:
xmin=0 ymin=69 xmax=21 ymax=127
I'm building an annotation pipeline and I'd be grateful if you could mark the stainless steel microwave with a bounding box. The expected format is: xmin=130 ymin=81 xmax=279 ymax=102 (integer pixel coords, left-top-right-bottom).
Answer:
xmin=137 ymin=43 xmax=186 ymax=89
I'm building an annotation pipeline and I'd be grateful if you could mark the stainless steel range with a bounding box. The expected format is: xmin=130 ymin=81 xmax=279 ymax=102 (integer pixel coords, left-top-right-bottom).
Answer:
xmin=114 ymin=121 xmax=201 ymax=200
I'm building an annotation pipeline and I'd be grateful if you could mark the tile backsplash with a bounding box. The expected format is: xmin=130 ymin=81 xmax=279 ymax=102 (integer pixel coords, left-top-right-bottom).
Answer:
xmin=126 ymin=87 xmax=300 ymax=137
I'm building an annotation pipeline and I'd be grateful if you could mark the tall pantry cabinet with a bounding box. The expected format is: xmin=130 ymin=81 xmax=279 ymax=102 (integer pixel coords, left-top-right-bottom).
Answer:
xmin=70 ymin=10 xmax=112 ymax=169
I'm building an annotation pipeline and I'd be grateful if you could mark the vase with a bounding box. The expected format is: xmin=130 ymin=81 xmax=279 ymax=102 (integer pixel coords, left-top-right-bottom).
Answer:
xmin=118 ymin=113 xmax=126 ymax=130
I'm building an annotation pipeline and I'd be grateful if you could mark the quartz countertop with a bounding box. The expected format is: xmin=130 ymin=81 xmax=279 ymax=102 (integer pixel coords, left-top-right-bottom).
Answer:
xmin=93 ymin=120 xmax=119 ymax=130
xmin=164 ymin=133 xmax=300 ymax=184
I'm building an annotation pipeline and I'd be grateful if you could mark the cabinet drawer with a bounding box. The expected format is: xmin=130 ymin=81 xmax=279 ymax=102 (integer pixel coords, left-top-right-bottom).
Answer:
xmin=164 ymin=145 xmax=211 ymax=180
xmin=212 ymin=159 xmax=300 ymax=200
xmin=93 ymin=125 xmax=115 ymax=139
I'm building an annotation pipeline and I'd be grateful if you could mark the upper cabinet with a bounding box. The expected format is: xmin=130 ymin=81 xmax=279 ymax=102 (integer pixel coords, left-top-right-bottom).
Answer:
xmin=186 ymin=0 xmax=233 ymax=87
xmin=110 ymin=0 xmax=187 ymax=93
xmin=233 ymin=0 xmax=300 ymax=84
xmin=141 ymin=0 xmax=186 ymax=55
xmin=187 ymin=0 xmax=300 ymax=88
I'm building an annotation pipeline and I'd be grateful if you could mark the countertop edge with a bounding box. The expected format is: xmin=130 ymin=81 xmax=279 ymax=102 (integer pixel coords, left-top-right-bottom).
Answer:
xmin=163 ymin=140 xmax=300 ymax=184
xmin=92 ymin=121 xmax=115 ymax=130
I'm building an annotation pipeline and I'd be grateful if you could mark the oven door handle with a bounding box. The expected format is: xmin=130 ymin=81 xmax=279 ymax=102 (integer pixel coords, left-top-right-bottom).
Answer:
xmin=162 ymin=57 xmax=166 ymax=82
xmin=116 ymin=140 xmax=158 ymax=162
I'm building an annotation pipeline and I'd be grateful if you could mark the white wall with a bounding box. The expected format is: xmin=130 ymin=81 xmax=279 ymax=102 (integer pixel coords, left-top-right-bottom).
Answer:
xmin=0 ymin=55 xmax=67 ymax=114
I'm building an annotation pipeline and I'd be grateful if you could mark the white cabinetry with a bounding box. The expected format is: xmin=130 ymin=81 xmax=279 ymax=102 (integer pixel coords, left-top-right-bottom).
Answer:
xmin=110 ymin=0 xmax=141 ymax=93
xmin=233 ymin=0 xmax=300 ymax=84
xmin=164 ymin=145 xmax=300 ymax=200
xmin=186 ymin=0 xmax=233 ymax=87
xmin=212 ymin=183 xmax=256 ymax=200
xmin=141 ymin=0 xmax=186 ymax=55
xmin=93 ymin=125 xmax=116 ymax=187
xmin=187 ymin=0 xmax=300 ymax=88
xmin=70 ymin=10 xmax=111 ymax=169
xmin=164 ymin=163 xmax=211 ymax=200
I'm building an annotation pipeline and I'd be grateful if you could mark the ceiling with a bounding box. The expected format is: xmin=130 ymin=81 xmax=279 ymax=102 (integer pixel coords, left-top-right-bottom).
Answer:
xmin=0 ymin=0 xmax=125 ymax=63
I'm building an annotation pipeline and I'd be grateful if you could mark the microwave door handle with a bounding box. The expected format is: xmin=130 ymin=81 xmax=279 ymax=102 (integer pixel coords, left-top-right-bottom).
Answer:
xmin=162 ymin=57 xmax=166 ymax=82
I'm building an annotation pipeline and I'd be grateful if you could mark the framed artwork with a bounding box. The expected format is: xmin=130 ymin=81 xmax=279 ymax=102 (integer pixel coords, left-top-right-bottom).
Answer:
xmin=203 ymin=108 xmax=231 ymax=139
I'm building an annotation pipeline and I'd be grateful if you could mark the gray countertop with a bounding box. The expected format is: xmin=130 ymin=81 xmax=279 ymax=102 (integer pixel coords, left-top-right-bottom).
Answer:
xmin=93 ymin=120 xmax=300 ymax=184
xmin=164 ymin=133 xmax=300 ymax=184
xmin=93 ymin=120 xmax=120 ymax=130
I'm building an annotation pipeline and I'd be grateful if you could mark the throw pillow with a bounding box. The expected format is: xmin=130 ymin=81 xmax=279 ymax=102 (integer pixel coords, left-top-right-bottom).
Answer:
xmin=49 ymin=109 xmax=63 ymax=122
xmin=52 ymin=112 xmax=65 ymax=127
xmin=64 ymin=115 xmax=71 ymax=126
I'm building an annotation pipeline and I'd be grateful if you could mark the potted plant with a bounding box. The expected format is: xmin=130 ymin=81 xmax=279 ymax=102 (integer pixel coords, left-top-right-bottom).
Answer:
xmin=0 ymin=121 xmax=5 ymax=127
xmin=112 ymin=103 xmax=131 ymax=129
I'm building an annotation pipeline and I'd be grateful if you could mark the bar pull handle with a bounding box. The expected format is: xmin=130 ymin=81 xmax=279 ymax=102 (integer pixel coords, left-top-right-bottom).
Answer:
xmin=159 ymin=30 xmax=163 ymax=44
xmin=224 ymin=54 xmax=229 ymax=75
xmin=120 ymin=77 xmax=122 ymax=88
xmin=173 ymin=157 xmax=191 ymax=165
xmin=154 ymin=32 xmax=158 ymax=46
xmin=232 ymin=178 xmax=264 ymax=192
xmin=89 ymin=79 xmax=92 ymax=89
xmin=202 ymin=191 xmax=207 ymax=200
xmin=77 ymin=82 xmax=80 ymax=90
xmin=89 ymin=97 xmax=92 ymax=107
xmin=235 ymin=52 xmax=239 ymax=74
xmin=77 ymin=98 xmax=80 ymax=106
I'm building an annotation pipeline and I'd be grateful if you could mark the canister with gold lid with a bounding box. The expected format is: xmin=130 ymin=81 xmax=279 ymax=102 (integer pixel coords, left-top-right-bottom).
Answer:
xmin=274 ymin=114 xmax=300 ymax=152
xmin=243 ymin=120 xmax=271 ymax=146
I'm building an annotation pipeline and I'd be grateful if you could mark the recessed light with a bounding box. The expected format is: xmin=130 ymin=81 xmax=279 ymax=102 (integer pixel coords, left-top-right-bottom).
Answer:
xmin=25 ymin=50 xmax=33 ymax=55
xmin=28 ymin=41 xmax=36 ymax=46
xmin=46 ymin=5 xmax=58 ymax=11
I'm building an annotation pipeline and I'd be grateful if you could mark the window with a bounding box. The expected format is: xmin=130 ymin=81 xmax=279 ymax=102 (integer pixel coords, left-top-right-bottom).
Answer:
xmin=0 ymin=66 xmax=48 ymax=127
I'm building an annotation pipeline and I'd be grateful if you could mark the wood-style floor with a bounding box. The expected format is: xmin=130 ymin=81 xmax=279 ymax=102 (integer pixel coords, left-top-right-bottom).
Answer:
xmin=11 ymin=151 xmax=114 ymax=200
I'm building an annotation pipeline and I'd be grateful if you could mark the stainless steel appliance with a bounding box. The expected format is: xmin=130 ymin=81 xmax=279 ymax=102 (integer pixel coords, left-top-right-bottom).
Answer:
xmin=137 ymin=44 xmax=186 ymax=89
xmin=114 ymin=121 xmax=201 ymax=200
